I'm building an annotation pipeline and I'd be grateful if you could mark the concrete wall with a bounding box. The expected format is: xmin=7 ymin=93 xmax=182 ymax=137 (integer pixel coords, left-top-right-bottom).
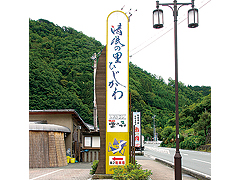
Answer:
xmin=82 ymin=150 xmax=99 ymax=162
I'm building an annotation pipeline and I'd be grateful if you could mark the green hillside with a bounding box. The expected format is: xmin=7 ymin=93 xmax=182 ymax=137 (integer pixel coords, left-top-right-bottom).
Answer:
xmin=29 ymin=18 xmax=211 ymax=150
xmin=29 ymin=18 xmax=104 ymax=124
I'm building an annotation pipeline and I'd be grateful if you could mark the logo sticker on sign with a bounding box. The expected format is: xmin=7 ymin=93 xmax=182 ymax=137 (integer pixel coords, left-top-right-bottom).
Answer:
xmin=108 ymin=114 xmax=127 ymax=131
xmin=109 ymin=156 xmax=126 ymax=165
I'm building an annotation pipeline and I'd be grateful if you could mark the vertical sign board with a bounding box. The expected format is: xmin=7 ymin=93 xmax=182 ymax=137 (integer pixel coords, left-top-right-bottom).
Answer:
xmin=133 ymin=112 xmax=141 ymax=148
xmin=106 ymin=11 xmax=129 ymax=174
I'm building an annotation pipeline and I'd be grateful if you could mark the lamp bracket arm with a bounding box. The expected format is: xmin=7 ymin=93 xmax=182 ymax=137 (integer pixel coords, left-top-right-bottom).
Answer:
xmin=159 ymin=4 xmax=174 ymax=12
xmin=158 ymin=2 xmax=193 ymax=13
xmin=158 ymin=2 xmax=192 ymax=6
xmin=177 ymin=3 xmax=191 ymax=11
xmin=167 ymin=5 xmax=174 ymax=12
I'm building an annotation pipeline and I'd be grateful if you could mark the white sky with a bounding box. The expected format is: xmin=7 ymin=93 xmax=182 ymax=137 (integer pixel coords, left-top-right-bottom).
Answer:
xmin=1 ymin=1 xmax=240 ymax=179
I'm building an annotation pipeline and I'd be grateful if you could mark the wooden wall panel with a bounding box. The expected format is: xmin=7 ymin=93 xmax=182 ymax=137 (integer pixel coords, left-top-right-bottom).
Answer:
xmin=29 ymin=131 xmax=67 ymax=168
xmin=95 ymin=46 xmax=106 ymax=174
xmin=48 ymin=131 xmax=57 ymax=167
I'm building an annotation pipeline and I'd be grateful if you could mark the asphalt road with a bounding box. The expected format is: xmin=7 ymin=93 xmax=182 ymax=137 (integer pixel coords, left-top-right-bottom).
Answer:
xmin=143 ymin=143 xmax=211 ymax=178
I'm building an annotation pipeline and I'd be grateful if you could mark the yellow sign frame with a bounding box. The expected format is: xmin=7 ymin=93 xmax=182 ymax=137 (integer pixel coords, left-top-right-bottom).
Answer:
xmin=106 ymin=10 xmax=129 ymax=174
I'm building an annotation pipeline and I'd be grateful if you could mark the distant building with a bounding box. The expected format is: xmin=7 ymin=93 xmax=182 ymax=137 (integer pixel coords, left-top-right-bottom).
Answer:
xmin=29 ymin=109 xmax=100 ymax=168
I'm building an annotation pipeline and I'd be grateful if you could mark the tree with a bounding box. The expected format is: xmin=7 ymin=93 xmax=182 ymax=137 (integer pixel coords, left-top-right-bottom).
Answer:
xmin=193 ymin=111 xmax=211 ymax=142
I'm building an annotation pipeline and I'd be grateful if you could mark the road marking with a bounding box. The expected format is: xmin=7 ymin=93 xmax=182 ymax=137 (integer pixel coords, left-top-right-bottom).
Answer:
xmin=182 ymin=153 xmax=188 ymax=156
xmin=145 ymin=146 xmax=170 ymax=154
xmin=30 ymin=169 xmax=63 ymax=180
xmin=192 ymin=158 xmax=211 ymax=164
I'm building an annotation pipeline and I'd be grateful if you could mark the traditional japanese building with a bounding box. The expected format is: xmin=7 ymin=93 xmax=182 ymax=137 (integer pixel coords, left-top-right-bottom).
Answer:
xmin=29 ymin=109 xmax=100 ymax=168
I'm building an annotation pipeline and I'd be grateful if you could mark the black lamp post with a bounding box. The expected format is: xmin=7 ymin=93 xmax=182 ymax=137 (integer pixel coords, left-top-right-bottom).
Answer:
xmin=153 ymin=1 xmax=199 ymax=180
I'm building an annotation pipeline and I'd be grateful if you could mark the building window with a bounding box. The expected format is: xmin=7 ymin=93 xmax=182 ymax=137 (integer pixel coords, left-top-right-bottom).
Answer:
xmin=84 ymin=136 xmax=91 ymax=147
xmin=92 ymin=136 xmax=100 ymax=147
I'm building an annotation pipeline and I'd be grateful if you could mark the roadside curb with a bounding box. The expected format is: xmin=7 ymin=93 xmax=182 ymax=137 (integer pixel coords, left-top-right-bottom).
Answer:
xmin=92 ymin=174 xmax=113 ymax=179
xmin=155 ymin=158 xmax=211 ymax=180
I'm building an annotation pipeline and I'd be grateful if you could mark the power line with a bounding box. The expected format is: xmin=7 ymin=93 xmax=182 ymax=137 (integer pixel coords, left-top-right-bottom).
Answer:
xmin=129 ymin=0 xmax=211 ymax=57
xmin=130 ymin=20 xmax=173 ymax=52
xmin=130 ymin=27 xmax=174 ymax=57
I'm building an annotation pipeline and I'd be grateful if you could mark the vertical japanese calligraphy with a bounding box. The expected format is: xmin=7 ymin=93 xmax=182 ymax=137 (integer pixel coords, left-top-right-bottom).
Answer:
xmin=106 ymin=10 xmax=129 ymax=175
xmin=133 ymin=112 xmax=141 ymax=148
xmin=106 ymin=11 xmax=129 ymax=133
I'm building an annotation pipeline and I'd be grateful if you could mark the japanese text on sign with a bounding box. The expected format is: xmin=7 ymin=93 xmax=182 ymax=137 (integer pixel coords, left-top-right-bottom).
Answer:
xmin=108 ymin=23 xmax=126 ymax=100
xmin=133 ymin=112 xmax=141 ymax=148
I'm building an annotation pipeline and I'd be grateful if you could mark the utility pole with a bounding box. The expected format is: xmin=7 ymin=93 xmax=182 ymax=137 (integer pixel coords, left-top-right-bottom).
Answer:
xmin=91 ymin=53 xmax=98 ymax=132
xmin=152 ymin=115 xmax=156 ymax=141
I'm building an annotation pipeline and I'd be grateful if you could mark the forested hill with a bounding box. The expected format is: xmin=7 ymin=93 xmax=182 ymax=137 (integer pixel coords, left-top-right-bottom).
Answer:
xmin=29 ymin=19 xmax=211 ymax=149
xmin=29 ymin=18 xmax=104 ymax=123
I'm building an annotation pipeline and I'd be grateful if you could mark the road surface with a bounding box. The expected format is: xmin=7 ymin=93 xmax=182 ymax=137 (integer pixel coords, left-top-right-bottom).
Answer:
xmin=143 ymin=143 xmax=211 ymax=178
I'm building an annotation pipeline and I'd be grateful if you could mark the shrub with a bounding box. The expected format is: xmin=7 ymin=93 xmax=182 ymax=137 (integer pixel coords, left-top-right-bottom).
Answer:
xmin=160 ymin=132 xmax=184 ymax=148
xmin=90 ymin=160 xmax=99 ymax=175
xmin=111 ymin=166 xmax=127 ymax=180
xmin=179 ymin=135 xmax=205 ymax=150
xmin=110 ymin=163 xmax=152 ymax=180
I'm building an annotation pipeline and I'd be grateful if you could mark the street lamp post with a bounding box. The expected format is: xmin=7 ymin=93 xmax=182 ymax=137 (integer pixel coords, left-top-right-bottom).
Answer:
xmin=152 ymin=115 xmax=156 ymax=141
xmin=152 ymin=1 xmax=199 ymax=180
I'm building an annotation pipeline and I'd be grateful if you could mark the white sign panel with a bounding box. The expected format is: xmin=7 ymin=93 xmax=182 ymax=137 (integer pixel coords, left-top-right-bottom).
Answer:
xmin=109 ymin=156 xmax=126 ymax=165
xmin=133 ymin=112 xmax=141 ymax=147
xmin=107 ymin=11 xmax=129 ymax=132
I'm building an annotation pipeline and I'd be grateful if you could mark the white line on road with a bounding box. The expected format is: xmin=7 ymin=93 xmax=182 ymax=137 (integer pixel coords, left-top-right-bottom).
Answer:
xmin=182 ymin=153 xmax=188 ymax=156
xmin=30 ymin=169 xmax=63 ymax=180
xmin=192 ymin=158 xmax=211 ymax=164
xmin=145 ymin=146 xmax=170 ymax=154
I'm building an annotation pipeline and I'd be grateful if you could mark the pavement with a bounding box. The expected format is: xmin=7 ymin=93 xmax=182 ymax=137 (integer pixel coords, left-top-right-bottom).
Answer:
xmin=136 ymin=156 xmax=197 ymax=180
xmin=29 ymin=162 xmax=93 ymax=180
xmin=29 ymin=156 xmax=197 ymax=180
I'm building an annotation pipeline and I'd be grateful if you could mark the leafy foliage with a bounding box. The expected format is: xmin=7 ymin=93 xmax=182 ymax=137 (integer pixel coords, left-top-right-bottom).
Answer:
xmin=110 ymin=163 xmax=152 ymax=180
xmin=188 ymin=85 xmax=211 ymax=97
xmin=90 ymin=160 xmax=99 ymax=175
xmin=29 ymin=18 xmax=104 ymax=124
xmin=180 ymin=135 xmax=205 ymax=150
xmin=160 ymin=93 xmax=211 ymax=149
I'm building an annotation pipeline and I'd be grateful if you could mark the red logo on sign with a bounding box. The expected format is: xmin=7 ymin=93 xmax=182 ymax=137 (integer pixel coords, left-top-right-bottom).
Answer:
xmin=135 ymin=127 xmax=139 ymax=132
xmin=135 ymin=136 xmax=139 ymax=141
xmin=112 ymin=157 xmax=123 ymax=161
xmin=110 ymin=156 xmax=125 ymax=165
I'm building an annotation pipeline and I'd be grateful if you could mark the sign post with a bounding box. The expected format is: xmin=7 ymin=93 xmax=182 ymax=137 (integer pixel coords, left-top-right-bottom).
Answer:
xmin=106 ymin=10 xmax=129 ymax=174
xmin=133 ymin=112 xmax=141 ymax=149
